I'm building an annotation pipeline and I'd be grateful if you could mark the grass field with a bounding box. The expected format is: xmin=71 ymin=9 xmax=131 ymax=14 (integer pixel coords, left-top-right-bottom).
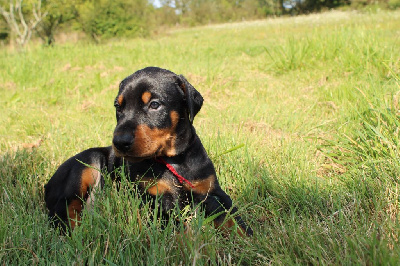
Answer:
xmin=1 ymin=10 xmax=400 ymax=264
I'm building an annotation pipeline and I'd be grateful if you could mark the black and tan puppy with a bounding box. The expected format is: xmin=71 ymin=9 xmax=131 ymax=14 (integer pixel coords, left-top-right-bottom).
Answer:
xmin=44 ymin=67 xmax=253 ymax=236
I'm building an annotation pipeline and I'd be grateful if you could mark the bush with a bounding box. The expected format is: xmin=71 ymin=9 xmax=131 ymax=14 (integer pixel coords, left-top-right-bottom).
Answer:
xmin=75 ymin=0 xmax=152 ymax=41
xmin=388 ymin=0 xmax=400 ymax=9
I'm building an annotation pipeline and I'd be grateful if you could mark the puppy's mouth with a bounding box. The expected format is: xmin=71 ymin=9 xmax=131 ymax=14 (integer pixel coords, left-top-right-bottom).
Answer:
xmin=112 ymin=144 xmax=162 ymax=162
xmin=119 ymin=155 xmax=146 ymax=163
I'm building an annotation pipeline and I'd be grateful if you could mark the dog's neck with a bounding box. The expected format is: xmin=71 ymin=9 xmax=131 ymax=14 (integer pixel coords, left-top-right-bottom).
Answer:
xmin=158 ymin=131 xmax=217 ymax=182
xmin=172 ymin=123 xmax=196 ymax=155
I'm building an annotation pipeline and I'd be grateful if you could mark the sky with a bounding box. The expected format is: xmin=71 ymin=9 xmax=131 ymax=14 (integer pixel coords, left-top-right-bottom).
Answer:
xmin=152 ymin=0 xmax=162 ymax=8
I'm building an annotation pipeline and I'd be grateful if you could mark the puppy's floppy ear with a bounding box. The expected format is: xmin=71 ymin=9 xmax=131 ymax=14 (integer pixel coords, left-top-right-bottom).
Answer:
xmin=177 ymin=75 xmax=204 ymax=123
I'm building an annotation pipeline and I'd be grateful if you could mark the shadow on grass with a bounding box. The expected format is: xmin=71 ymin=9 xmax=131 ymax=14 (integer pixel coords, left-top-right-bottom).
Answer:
xmin=0 ymin=149 xmax=249 ymax=264
xmin=1 ymin=144 xmax=399 ymax=264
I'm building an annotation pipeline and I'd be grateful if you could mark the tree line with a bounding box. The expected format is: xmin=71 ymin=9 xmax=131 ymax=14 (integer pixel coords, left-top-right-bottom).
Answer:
xmin=1 ymin=0 xmax=399 ymax=46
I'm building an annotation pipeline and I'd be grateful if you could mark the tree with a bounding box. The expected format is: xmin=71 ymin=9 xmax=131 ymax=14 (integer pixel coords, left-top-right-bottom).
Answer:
xmin=74 ymin=0 xmax=152 ymax=42
xmin=34 ymin=0 xmax=75 ymax=46
xmin=0 ymin=0 xmax=47 ymax=46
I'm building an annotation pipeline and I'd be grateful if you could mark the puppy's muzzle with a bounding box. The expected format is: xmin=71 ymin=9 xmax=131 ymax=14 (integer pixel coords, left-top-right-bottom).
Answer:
xmin=113 ymin=133 xmax=134 ymax=153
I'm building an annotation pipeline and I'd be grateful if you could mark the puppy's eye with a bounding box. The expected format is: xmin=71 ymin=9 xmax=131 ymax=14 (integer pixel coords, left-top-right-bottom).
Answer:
xmin=149 ymin=101 xmax=160 ymax=110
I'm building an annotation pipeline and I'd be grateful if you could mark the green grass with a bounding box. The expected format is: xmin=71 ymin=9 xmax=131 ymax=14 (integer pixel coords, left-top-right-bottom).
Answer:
xmin=1 ymin=10 xmax=400 ymax=264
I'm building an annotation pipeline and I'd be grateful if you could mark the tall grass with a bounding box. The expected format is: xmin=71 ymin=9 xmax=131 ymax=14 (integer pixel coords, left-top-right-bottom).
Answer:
xmin=1 ymin=10 xmax=400 ymax=264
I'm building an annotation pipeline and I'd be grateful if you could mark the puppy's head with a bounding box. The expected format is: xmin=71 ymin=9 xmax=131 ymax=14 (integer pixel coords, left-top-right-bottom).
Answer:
xmin=112 ymin=67 xmax=203 ymax=161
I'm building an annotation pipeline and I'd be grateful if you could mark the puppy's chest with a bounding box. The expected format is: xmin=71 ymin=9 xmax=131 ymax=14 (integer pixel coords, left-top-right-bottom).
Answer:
xmin=128 ymin=163 xmax=186 ymax=195
xmin=126 ymin=162 xmax=216 ymax=199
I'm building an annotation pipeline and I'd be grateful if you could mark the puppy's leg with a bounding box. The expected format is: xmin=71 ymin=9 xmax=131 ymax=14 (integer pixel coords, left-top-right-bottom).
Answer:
xmin=44 ymin=148 xmax=110 ymax=231
xmin=203 ymin=188 xmax=253 ymax=237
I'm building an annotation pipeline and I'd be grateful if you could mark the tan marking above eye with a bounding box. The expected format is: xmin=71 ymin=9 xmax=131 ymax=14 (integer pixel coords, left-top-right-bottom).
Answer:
xmin=141 ymin=91 xmax=152 ymax=104
xmin=117 ymin=95 xmax=124 ymax=106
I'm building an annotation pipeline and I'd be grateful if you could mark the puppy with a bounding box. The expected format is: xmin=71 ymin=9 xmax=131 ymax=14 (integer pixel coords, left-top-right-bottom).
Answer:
xmin=44 ymin=67 xmax=253 ymax=236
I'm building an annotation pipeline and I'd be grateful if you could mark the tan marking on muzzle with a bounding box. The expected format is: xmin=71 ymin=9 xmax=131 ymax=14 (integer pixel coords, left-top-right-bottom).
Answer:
xmin=132 ymin=111 xmax=179 ymax=157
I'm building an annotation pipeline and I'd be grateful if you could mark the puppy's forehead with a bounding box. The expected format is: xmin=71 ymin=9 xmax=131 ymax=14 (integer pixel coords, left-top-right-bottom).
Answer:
xmin=119 ymin=74 xmax=177 ymax=98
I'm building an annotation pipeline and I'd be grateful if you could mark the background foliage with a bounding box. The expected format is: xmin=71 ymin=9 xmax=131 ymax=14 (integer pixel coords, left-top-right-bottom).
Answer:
xmin=1 ymin=0 xmax=400 ymax=45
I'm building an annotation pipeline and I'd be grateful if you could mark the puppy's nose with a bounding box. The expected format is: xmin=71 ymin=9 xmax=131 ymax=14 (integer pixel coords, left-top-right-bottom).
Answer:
xmin=113 ymin=134 xmax=134 ymax=153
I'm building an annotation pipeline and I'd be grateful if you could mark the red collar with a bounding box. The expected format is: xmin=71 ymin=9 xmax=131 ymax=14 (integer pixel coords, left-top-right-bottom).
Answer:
xmin=155 ymin=157 xmax=195 ymax=188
